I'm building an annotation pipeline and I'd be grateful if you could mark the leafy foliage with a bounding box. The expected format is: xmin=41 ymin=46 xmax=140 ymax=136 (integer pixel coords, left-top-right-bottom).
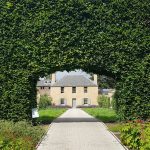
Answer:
xmin=98 ymin=75 xmax=116 ymax=89
xmin=97 ymin=95 xmax=110 ymax=108
xmin=120 ymin=122 xmax=150 ymax=150
xmin=0 ymin=0 xmax=149 ymax=121
xmin=90 ymin=74 xmax=116 ymax=88
xmin=39 ymin=94 xmax=52 ymax=109
xmin=0 ymin=120 xmax=45 ymax=149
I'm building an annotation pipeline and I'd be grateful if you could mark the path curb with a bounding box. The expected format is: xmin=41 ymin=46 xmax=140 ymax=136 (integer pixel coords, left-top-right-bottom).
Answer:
xmin=102 ymin=122 xmax=128 ymax=150
xmin=36 ymin=123 xmax=52 ymax=149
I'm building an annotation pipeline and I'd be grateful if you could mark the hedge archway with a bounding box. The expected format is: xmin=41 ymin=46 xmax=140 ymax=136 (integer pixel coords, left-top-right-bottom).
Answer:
xmin=0 ymin=0 xmax=150 ymax=121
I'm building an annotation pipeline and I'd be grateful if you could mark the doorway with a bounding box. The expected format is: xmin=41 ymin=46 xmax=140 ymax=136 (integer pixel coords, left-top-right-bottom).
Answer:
xmin=72 ymin=98 xmax=76 ymax=108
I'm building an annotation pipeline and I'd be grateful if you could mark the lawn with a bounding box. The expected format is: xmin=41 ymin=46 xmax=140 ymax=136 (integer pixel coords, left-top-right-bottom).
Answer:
xmin=83 ymin=108 xmax=118 ymax=123
xmin=38 ymin=108 xmax=67 ymax=124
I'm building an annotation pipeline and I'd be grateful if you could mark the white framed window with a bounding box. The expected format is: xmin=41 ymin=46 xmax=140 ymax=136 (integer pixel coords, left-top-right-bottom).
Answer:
xmin=83 ymin=98 xmax=88 ymax=105
xmin=60 ymin=98 xmax=65 ymax=105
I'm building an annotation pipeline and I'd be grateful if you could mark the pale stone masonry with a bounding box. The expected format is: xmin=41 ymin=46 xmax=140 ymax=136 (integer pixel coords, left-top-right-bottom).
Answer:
xmin=37 ymin=74 xmax=99 ymax=107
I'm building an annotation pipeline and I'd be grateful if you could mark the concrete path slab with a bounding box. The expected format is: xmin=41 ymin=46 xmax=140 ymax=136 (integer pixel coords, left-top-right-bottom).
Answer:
xmin=37 ymin=109 xmax=125 ymax=150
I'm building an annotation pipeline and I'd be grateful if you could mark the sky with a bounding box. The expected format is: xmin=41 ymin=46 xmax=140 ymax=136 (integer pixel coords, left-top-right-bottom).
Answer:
xmin=56 ymin=69 xmax=91 ymax=80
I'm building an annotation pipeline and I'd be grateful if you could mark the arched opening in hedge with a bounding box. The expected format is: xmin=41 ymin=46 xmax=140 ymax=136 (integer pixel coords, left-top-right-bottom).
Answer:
xmin=0 ymin=0 xmax=149 ymax=121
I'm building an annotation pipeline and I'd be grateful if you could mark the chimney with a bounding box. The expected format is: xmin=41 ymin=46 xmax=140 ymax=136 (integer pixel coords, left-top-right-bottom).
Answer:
xmin=93 ymin=74 xmax=97 ymax=85
xmin=51 ymin=73 xmax=56 ymax=84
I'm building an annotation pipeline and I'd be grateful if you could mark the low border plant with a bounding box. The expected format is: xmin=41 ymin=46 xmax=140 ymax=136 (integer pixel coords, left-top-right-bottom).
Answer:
xmin=0 ymin=120 xmax=45 ymax=149
xmin=120 ymin=121 xmax=150 ymax=150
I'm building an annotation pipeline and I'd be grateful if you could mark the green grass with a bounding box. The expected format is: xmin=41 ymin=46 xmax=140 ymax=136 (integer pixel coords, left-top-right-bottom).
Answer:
xmin=106 ymin=123 xmax=122 ymax=132
xmin=83 ymin=108 xmax=118 ymax=123
xmin=38 ymin=108 xmax=67 ymax=124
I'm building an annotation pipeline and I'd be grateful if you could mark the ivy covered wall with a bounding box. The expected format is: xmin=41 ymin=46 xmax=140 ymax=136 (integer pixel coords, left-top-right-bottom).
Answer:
xmin=0 ymin=0 xmax=149 ymax=121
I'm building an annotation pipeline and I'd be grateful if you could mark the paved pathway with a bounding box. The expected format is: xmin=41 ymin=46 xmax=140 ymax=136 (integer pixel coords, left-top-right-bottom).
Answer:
xmin=37 ymin=109 xmax=125 ymax=150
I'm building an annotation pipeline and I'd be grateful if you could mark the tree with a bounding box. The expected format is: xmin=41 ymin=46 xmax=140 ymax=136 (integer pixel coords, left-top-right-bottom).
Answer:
xmin=98 ymin=75 xmax=116 ymax=89
xmin=90 ymin=73 xmax=116 ymax=88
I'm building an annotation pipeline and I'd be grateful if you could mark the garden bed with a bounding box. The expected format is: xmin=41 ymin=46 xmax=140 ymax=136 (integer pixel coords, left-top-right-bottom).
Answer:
xmin=0 ymin=108 xmax=67 ymax=149
xmin=0 ymin=120 xmax=45 ymax=150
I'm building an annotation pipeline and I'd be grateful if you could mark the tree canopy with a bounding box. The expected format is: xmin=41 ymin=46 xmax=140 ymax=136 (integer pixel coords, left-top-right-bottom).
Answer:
xmin=0 ymin=0 xmax=150 ymax=121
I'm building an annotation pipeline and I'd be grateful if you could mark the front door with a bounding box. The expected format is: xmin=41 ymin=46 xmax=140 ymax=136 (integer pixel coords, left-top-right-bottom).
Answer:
xmin=72 ymin=98 xmax=76 ymax=108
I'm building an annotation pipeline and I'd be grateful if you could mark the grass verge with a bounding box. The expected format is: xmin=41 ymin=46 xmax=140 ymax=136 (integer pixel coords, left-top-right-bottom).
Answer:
xmin=106 ymin=123 xmax=122 ymax=132
xmin=82 ymin=108 xmax=122 ymax=141
xmin=38 ymin=108 xmax=67 ymax=124
xmin=82 ymin=108 xmax=118 ymax=123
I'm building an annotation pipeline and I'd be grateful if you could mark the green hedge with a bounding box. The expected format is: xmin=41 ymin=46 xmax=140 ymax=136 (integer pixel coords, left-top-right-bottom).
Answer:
xmin=0 ymin=120 xmax=45 ymax=149
xmin=97 ymin=95 xmax=110 ymax=108
xmin=121 ymin=122 xmax=150 ymax=150
xmin=0 ymin=0 xmax=149 ymax=121
xmin=115 ymin=56 xmax=150 ymax=120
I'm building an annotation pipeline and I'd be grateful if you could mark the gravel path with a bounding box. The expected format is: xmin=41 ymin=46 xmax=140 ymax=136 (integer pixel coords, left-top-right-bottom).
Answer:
xmin=37 ymin=108 xmax=125 ymax=150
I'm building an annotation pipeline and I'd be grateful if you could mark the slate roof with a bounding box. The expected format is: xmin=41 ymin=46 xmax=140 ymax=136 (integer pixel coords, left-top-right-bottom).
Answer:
xmin=37 ymin=80 xmax=51 ymax=87
xmin=52 ymin=75 xmax=97 ymax=87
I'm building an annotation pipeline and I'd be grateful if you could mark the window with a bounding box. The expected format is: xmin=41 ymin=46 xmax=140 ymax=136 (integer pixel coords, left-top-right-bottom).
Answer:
xmin=61 ymin=87 xmax=64 ymax=93
xmin=40 ymin=87 xmax=44 ymax=89
xmin=84 ymin=87 xmax=88 ymax=93
xmin=60 ymin=98 xmax=65 ymax=105
xmin=72 ymin=87 xmax=76 ymax=93
xmin=48 ymin=87 xmax=51 ymax=89
xmin=84 ymin=98 xmax=88 ymax=104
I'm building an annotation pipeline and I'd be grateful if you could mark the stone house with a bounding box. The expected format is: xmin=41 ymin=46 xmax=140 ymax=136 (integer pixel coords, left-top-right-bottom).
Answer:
xmin=99 ymin=89 xmax=115 ymax=101
xmin=37 ymin=74 xmax=98 ymax=107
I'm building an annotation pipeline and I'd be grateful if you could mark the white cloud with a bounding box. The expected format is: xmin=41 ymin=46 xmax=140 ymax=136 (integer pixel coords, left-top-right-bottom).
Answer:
xmin=56 ymin=69 xmax=91 ymax=80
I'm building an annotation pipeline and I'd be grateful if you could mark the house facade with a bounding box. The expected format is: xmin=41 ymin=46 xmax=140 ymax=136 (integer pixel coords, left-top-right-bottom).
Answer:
xmin=37 ymin=74 xmax=98 ymax=107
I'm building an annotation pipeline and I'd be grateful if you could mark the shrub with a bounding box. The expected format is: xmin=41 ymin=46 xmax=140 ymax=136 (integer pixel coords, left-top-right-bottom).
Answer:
xmin=0 ymin=120 xmax=45 ymax=149
xmin=140 ymin=124 xmax=150 ymax=150
xmin=120 ymin=122 xmax=150 ymax=150
xmin=39 ymin=94 xmax=52 ymax=109
xmin=0 ymin=135 xmax=34 ymax=150
xmin=111 ymin=97 xmax=117 ymax=110
xmin=50 ymin=105 xmax=71 ymax=108
xmin=97 ymin=95 xmax=110 ymax=108
xmin=77 ymin=105 xmax=98 ymax=108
